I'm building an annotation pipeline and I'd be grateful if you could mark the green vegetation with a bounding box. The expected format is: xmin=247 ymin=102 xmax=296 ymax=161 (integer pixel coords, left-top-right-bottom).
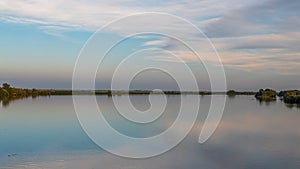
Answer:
xmin=278 ymin=90 xmax=300 ymax=104
xmin=0 ymin=83 xmax=259 ymax=101
xmin=199 ymin=91 xmax=212 ymax=95
xmin=0 ymin=83 xmax=51 ymax=106
xmin=255 ymin=89 xmax=300 ymax=105
xmin=227 ymin=90 xmax=237 ymax=96
xmin=2 ymin=83 xmax=300 ymax=107
xmin=227 ymin=90 xmax=256 ymax=96
xmin=0 ymin=88 xmax=9 ymax=98
xmin=255 ymin=89 xmax=277 ymax=101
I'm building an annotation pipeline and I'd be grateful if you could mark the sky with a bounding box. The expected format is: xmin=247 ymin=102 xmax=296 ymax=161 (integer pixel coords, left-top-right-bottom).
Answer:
xmin=0 ymin=0 xmax=299 ymax=91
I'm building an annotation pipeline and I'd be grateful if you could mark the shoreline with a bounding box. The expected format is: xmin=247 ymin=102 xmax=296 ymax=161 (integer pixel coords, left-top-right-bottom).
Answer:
xmin=1 ymin=83 xmax=299 ymax=106
xmin=51 ymin=90 xmax=256 ymax=96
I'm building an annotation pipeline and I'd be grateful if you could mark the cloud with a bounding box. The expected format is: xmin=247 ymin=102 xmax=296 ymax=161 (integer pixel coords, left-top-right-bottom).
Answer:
xmin=1 ymin=0 xmax=300 ymax=76
xmin=143 ymin=40 xmax=166 ymax=46
xmin=0 ymin=0 xmax=139 ymax=31
xmin=204 ymin=0 xmax=300 ymax=37
xmin=0 ymin=0 xmax=261 ymax=32
xmin=147 ymin=51 xmax=199 ymax=63
xmin=142 ymin=31 xmax=300 ymax=75
xmin=1 ymin=0 xmax=297 ymax=38
xmin=218 ymin=32 xmax=300 ymax=51
xmin=206 ymin=31 xmax=300 ymax=74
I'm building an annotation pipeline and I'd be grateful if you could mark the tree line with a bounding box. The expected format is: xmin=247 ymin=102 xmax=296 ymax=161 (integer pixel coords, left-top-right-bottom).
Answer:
xmin=0 ymin=83 xmax=51 ymax=106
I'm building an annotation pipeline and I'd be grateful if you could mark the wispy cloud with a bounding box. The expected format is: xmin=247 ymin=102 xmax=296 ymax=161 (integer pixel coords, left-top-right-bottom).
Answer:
xmin=143 ymin=40 xmax=166 ymax=46
xmin=1 ymin=0 xmax=300 ymax=76
xmin=0 ymin=0 xmax=260 ymax=32
xmin=204 ymin=0 xmax=300 ymax=37
xmin=147 ymin=51 xmax=199 ymax=63
xmin=142 ymin=31 xmax=300 ymax=75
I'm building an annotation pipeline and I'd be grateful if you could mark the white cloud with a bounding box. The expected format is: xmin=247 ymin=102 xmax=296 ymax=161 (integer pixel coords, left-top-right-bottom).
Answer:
xmin=141 ymin=31 xmax=300 ymax=75
xmin=143 ymin=40 xmax=166 ymax=46
xmin=0 ymin=0 xmax=261 ymax=32
xmin=147 ymin=51 xmax=199 ymax=63
xmin=0 ymin=0 xmax=139 ymax=31
xmin=1 ymin=0 xmax=300 ymax=75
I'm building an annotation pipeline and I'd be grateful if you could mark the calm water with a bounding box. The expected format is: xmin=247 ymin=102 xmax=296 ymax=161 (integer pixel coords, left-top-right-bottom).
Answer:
xmin=0 ymin=95 xmax=300 ymax=169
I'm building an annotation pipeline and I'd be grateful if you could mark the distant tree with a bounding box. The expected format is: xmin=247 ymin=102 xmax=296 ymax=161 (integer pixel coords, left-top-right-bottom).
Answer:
xmin=2 ymin=83 xmax=11 ymax=90
xmin=0 ymin=88 xmax=10 ymax=99
xmin=255 ymin=88 xmax=277 ymax=102
xmin=107 ymin=90 xmax=112 ymax=96
xmin=227 ymin=90 xmax=236 ymax=96
xmin=32 ymin=88 xmax=38 ymax=97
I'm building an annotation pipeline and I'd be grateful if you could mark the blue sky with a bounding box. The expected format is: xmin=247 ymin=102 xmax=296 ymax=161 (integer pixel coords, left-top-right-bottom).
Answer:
xmin=0 ymin=0 xmax=299 ymax=90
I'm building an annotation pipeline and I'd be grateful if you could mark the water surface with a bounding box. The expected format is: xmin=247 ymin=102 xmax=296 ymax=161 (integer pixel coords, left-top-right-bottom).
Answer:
xmin=0 ymin=95 xmax=300 ymax=169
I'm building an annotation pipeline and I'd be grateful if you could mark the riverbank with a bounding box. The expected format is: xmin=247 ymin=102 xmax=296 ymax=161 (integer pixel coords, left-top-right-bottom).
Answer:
xmin=1 ymin=83 xmax=299 ymax=106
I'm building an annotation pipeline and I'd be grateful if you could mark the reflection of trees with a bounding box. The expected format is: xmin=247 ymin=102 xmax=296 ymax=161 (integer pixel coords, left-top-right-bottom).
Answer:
xmin=227 ymin=94 xmax=236 ymax=99
xmin=257 ymin=99 xmax=276 ymax=107
xmin=285 ymin=103 xmax=300 ymax=109
xmin=1 ymin=98 xmax=10 ymax=107
xmin=285 ymin=103 xmax=294 ymax=109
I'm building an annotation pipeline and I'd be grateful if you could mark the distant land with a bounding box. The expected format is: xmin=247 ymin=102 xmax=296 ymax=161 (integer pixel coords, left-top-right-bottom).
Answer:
xmin=0 ymin=83 xmax=299 ymax=107
xmin=0 ymin=83 xmax=255 ymax=97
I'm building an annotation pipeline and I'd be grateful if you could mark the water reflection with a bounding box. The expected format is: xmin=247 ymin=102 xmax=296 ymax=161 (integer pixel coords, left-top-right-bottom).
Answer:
xmin=0 ymin=95 xmax=299 ymax=169
xmin=285 ymin=103 xmax=300 ymax=109
xmin=0 ymin=95 xmax=50 ymax=108
xmin=0 ymin=98 xmax=10 ymax=107
xmin=258 ymin=99 xmax=277 ymax=106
